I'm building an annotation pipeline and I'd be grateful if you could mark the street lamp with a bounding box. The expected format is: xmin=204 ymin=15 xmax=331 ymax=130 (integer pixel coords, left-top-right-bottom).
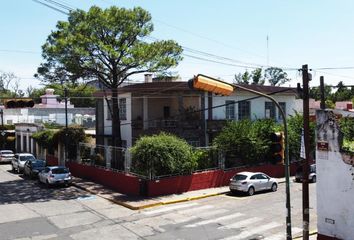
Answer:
xmin=190 ymin=74 xmax=292 ymax=240
xmin=0 ymin=109 xmax=4 ymax=149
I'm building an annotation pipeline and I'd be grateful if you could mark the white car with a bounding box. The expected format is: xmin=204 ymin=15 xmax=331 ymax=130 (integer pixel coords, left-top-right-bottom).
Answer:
xmin=11 ymin=153 xmax=36 ymax=173
xmin=229 ymin=171 xmax=278 ymax=196
xmin=0 ymin=150 xmax=14 ymax=163
xmin=38 ymin=166 xmax=72 ymax=186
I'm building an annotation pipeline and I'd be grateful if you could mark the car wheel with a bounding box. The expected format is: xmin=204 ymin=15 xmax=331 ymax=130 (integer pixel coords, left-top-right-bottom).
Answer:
xmin=247 ymin=186 xmax=255 ymax=196
xmin=271 ymin=183 xmax=278 ymax=192
xmin=312 ymin=176 xmax=316 ymax=183
xmin=230 ymin=190 xmax=238 ymax=195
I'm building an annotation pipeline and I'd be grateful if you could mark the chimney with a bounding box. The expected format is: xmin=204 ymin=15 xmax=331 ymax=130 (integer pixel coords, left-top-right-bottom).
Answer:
xmin=144 ymin=74 xmax=152 ymax=83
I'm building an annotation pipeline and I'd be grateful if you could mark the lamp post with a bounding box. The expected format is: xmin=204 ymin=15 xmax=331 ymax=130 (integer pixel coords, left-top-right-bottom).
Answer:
xmin=0 ymin=109 xmax=4 ymax=149
xmin=190 ymin=74 xmax=292 ymax=240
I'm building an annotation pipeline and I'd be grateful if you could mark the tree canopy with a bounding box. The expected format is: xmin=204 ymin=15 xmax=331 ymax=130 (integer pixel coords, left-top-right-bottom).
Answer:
xmin=36 ymin=6 xmax=183 ymax=147
xmin=264 ymin=67 xmax=290 ymax=86
xmin=234 ymin=67 xmax=289 ymax=86
xmin=28 ymin=83 xmax=97 ymax=107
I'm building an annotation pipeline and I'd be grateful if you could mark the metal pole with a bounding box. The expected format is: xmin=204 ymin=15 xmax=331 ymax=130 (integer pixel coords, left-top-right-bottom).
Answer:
xmin=64 ymin=88 xmax=68 ymax=164
xmin=234 ymin=84 xmax=292 ymax=240
xmin=302 ymin=64 xmax=310 ymax=240
xmin=0 ymin=109 xmax=4 ymax=149
xmin=320 ymin=76 xmax=325 ymax=110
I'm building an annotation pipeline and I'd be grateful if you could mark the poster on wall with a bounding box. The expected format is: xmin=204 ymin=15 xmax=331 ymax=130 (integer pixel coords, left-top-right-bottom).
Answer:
xmin=317 ymin=110 xmax=354 ymax=166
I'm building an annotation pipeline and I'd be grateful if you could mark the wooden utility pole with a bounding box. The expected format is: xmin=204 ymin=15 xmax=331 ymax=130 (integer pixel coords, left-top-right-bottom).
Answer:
xmin=302 ymin=64 xmax=311 ymax=240
xmin=320 ymin=76 xmax=326 ymax=110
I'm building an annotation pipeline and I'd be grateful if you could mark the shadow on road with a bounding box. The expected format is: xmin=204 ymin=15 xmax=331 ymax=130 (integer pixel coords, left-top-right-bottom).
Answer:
xmin=0 ymin=176 xmax=90 ymax=204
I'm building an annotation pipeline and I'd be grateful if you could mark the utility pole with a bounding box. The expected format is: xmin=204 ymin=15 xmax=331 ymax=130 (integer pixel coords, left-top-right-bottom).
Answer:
xmin=0 ymin=109 xmax=4 ymax=149
xmin=302 ymin=64 xmax=311 ymax=240
xmin=320 ymin=76 xmax=326 ymax=110
xmin=64 ymin=87 xmax=68 ymax=164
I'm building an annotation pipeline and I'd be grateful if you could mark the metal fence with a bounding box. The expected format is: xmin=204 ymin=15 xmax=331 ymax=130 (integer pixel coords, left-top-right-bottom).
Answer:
xmin=77 ymin=143 xmax=131 ymax=173
xmin=76 ymin=143 xmax=251 ymax=179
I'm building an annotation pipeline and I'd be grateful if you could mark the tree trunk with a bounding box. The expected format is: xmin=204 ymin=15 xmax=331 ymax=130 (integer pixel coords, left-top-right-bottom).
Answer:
xmin=111 ymin=87 xmax=122 ymax=148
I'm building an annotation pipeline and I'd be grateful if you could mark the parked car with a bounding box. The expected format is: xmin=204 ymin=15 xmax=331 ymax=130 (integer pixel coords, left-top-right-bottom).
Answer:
xmin=23 ymin=159 xmax=46 ymax=179
xmin=11 ymin=153 xmax=36 ymax=173
xmin=229 ymin=171 xmax=278 ymax=196
xmin=0 ymin=150 xmax=14 ymax=163
xmin=295 ymin=164 xmax=316 ymax=183
xmin=38 ymin=166 xmax=72 ymax=186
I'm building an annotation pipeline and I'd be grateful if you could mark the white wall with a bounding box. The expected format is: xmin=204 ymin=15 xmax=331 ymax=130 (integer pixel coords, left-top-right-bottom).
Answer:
xmin=205 ymin=92 xmax=297 ymax=120
xmin=103 ymin=93 xmax=132 ymax=147
xmin=316 ymin=110 xmax=354 ymax=239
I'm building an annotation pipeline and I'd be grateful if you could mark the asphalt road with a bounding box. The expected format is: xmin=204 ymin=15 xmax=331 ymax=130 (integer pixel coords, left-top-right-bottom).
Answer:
xmin=0 ymin=164 xmax=317 ymax=240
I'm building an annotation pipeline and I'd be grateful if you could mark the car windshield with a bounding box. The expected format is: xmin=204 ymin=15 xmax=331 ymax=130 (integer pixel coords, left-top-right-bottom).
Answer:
xmin=32 ymin=161 xmax=45 ymax=167
xmin=20 ymin=155 xmax=35 ymax=161
xmin=52 ymin=168 xmax=69 ymax=174
xmin=1 ymin=151 xmax=13 ymax=154
xmin=233 ymin=174 xmax=247 ymax=181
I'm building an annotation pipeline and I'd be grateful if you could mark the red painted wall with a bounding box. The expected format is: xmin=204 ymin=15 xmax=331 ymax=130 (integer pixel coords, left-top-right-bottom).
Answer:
xmin=46 ymin=156 xmax=301 ymax=197
xmin=46 ymin=155 xmax=58 ymax=166
xmin=66 ymin=162 xmax=140 ymax=196
xmin=147 ymin=163 xmax=300 ymax=197
xmin=318 ymin=234 xmax=339 ymax=240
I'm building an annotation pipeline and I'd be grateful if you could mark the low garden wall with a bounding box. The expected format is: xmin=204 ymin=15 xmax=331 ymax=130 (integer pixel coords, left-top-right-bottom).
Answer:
xmin=46 ymin=155 xmax=59 ymax=166
xmin=146 ymin=163 xmax=299 ymax=197
xmin=46 ymin=155 xmax=301 ymax=197
xmin=66 ymin=162 xmax=141 ymax=196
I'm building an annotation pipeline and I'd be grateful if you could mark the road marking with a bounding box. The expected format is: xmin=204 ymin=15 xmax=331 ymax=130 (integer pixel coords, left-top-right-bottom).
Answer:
xmin=177 ymin=205 xmax=214 ymax=214
xmin=185 ymin=212 xmax=244 ymax=227
xmin=143 ymin=202 xmax=198 ymax=215
xmin=222 ymin=221 xmax=282 ymax=240
xmin=218 ymin=217 xmax=262 ymax=230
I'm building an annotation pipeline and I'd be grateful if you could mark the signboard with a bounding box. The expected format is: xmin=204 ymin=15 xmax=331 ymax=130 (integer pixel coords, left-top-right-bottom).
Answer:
xmin=317 ymin=141 xmax=329 ymax=151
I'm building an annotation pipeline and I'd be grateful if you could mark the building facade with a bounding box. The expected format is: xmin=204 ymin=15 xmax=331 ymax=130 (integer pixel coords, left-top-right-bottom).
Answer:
xmin=96 ymin=78 xmax=298 ymax=148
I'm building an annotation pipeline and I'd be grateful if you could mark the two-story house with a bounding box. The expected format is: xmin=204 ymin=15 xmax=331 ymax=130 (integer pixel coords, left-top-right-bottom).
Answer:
xmin=95 ymin=75 xmax=298 ymax=148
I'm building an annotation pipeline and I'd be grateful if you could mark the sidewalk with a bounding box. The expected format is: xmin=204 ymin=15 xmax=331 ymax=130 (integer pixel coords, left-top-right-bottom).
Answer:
xmin=71 ymin=176 xmax=286 ymax=210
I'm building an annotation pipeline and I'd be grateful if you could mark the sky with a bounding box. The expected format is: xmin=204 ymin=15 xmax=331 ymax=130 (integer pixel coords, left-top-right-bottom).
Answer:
xmin=1 ymin=0 xmax=354 ymax=92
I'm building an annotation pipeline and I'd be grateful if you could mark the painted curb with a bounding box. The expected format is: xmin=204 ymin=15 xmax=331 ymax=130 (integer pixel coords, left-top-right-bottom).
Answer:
xmin=293 ymin=230 xmax=318 ymax=239
xmin=72 ymin=179 xmax=287 ymax=210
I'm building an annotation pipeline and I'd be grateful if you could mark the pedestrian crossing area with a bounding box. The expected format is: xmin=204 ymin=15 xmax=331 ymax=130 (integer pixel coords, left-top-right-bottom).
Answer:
xmin=127 ymin=201 xmax=304 ymax=240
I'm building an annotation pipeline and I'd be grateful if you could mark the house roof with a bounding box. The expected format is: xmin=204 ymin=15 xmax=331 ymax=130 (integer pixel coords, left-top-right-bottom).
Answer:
xmin=94 ymin=81 xmax=297 ymax=97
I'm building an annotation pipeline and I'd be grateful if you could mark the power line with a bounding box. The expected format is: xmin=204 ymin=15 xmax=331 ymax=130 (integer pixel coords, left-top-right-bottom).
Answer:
xmin=32 ymin=0 xmax=69 ymax=15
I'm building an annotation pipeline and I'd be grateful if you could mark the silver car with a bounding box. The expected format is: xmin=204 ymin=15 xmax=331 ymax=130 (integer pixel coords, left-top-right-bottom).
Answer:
xmin=38 ymin=166 xmax=72 ymax=186
xmin=229 ymin=171 xmax=278 ymax=196
xmin=0 ymin=150 xmax=14 ymax=163
xmin=11 ymin=153 xmax=36 ymax=173
xmin=295 ymin=164 xmax=316 ymax=183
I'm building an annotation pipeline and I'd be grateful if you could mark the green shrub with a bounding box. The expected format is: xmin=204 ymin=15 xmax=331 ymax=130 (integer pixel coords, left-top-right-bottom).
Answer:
xmin=213 ymin=119 xmax=277 ymax=167
xmin=130 ymin=133 xmax=197 ymax=177
xmin=192 ymin=148 xmax=219 ymax=170
xmin=32 ymin=130 xmax=56 ymax=154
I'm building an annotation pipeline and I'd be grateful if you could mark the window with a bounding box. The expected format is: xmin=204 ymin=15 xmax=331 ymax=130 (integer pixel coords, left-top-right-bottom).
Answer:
xmin=265 ymin=102 xmax=276 ymax=119
xmin=225 ymin=101 xmax=235 ymax=119
xmin=238 ymin=101 xmax=250 ymax=120
xmin=278 ymin=102 xmax=286 ymax=120
xmin=119 ymin=98 xmax=127 ymax=120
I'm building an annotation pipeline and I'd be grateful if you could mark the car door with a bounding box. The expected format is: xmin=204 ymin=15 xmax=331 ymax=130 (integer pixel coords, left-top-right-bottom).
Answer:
xmin=250 ymin=174 xmax=261 ymax=191
xmin=40 ymin=167 xmax=50 ymax=183
xmin=12 ymin=155 xmax=19 ymax=169
xmin=260 ymin=174 xmax=271 ymax=190
xmin=255 ymin=174 xmax=269 ymax=190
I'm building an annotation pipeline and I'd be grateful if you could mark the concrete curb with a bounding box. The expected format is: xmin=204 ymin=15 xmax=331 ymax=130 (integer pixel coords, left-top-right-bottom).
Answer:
xmin=293 ymin=230 xmax=318 ymax=239
xmin=72 ymin=179 xmax=287 ymax=210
